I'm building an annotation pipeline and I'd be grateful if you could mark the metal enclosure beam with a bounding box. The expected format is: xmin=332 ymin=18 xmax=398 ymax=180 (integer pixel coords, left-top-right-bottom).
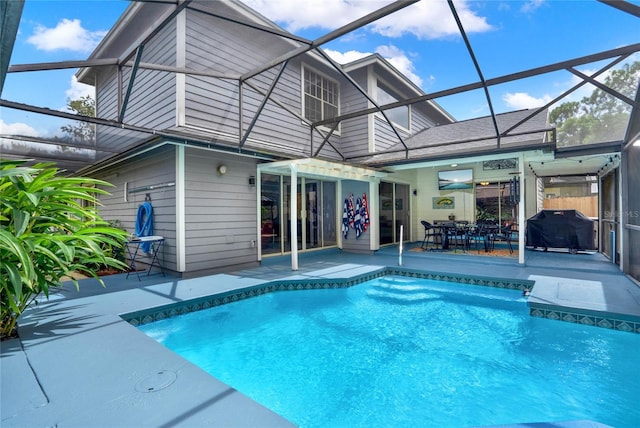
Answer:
xmin=502 ymin=54 xmax=632 ymax=136
xmin=119 ymin=45 xmax=145 ymax=123
xmin=314 ymin=48 xmax=408 ymax=156
xmin=448 ymin=0 xmax=500 ymax=146
xmin=241 ymin=0 xmax=419 ymax=81
xmin=313 ymin=43 xmax=640 ymax=128
xmin=188 ymin=4 xmax=312 ymax=45
xmin=597 ymin=0 xmax=640 ymax=18
xmin=242 ymin=80 xmax=345 ymax=159
xmin=240 ymin=61 xmax=289 ymax=148
xmin=567 ymin=67 xmax=639 ymax=108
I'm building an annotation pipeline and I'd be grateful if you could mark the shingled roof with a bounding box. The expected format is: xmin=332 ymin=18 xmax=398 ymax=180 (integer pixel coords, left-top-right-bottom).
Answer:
xmin=363 ymin=108 xmax=553 ymax=166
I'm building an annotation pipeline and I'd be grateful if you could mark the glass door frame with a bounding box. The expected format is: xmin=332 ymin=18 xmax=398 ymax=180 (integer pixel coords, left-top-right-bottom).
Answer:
xmin=378 ymin=181 xmax=410 ymax=245
xmin=260 ymin=173 xmax=338 ymax=257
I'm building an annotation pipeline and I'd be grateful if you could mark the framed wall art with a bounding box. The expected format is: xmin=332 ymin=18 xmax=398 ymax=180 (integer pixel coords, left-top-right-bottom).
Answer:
xmin=483 ymin=158 xmax=517 ymax=170
xmin=432 ymin=197 xmax=455 ymax=209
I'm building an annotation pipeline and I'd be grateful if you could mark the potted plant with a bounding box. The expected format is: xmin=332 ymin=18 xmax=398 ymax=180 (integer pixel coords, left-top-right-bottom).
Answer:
xmin=0 ymin=160 xmax=129 ymax=339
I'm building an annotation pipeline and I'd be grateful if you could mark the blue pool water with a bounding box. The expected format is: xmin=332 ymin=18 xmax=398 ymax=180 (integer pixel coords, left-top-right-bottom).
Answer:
xmin=138 ymin=276 xmax=640 ymax=427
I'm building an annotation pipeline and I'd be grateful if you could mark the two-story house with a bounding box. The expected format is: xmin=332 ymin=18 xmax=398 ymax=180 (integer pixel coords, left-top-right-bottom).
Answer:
xmin=76 ymin=0 xmax=586 ymax=277
xmin=75 ymin=0 xmax=456 ymax=276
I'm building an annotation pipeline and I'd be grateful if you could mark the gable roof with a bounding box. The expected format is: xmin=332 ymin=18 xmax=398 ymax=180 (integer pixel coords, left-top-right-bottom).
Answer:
xmin=343 ymin=53 xmax=455 ymax=125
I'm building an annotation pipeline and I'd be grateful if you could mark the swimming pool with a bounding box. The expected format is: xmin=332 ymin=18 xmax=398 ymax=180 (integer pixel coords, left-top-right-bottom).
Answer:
xmin=138 ymin=276 xmax=640 ymax=427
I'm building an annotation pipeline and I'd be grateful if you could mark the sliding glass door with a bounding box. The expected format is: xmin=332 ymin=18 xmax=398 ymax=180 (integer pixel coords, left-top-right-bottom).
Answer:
xmin=475 ymin=181 xmax=518 ymax=224
xmin=261 ymin=174 xmax=337 ymax=255
xmin=379 ymin=182 xmax=410 ymax=245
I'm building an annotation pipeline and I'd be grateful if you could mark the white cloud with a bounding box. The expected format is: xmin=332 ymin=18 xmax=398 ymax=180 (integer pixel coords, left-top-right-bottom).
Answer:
xmin=323 ymin=49 xmax=371 ymax=64
xmin=371 ymin=0 xmax=492 ymax=39
xmin=0 ymin=120 xmax=40 ymax=137
xmin=375 ymin=45 xmax=423 ymax=87
xmin=503 ymin=92 xmax=552 ymax=110
xmin=324 ymin=45 xmax=423 ymax=87
xmin=244 ymin=0 xmax=492 ymax=39
xmin=244 ymin=0 xmax=378 ymax=32
xmin=27 ymin=18 xmax=106 ymax=53
xmin=66 ymin=75 xmax=94 ymax=101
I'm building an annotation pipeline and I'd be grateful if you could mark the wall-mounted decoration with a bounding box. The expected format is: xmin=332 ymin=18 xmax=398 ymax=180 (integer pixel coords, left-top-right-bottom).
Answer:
xmin=483 ymin=158 xmax=517 ymax=170
xmin=433 ymin=196 xmax=455 ymax=209
xmin=342 ymin=193 xmax=370 ymax=239
xmin=438 ymin=169 xmax=473 ymax=190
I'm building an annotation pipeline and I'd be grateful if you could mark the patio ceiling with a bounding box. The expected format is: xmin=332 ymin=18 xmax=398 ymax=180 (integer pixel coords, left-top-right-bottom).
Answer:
xmin=258 ymin=158 xmax=388 ymax=181
xmin=1 ymin=0 xmax=639 ymax=177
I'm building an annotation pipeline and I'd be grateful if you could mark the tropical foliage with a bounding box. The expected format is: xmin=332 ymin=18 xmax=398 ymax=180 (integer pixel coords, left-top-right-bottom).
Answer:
xmin=550 ymin=61 xmax=640 ymax=146
xmin=0 ymin=160 xmax=128 ymax=338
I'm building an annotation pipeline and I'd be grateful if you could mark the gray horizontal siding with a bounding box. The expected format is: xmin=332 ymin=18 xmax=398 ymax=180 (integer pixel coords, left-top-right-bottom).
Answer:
xmin=95 ymin=21 xmax=176 ymax=150
xmin=341 ymin=68 xmax=372 ymax=159
xmin=93 ymin=145 xmax=177 ymax=272
xmin=185 ymin=76 xmax=240 ymax=136
xmin=184 ymin=9 xmax=342 ymax=159
xmin=411 ymin=105 xmax=437 ymax=130
xmin=120 ymin=22 xmax=176 ymax=129
xmin=374 ymin=116 xmax=410 ymax=152
xmin=96 ymin=68 xmax=118 ymax=120
xmin=95 ymin=68 xmax=143 ymax=152
xmin=183 ymin=147 xmax=259 ymax=272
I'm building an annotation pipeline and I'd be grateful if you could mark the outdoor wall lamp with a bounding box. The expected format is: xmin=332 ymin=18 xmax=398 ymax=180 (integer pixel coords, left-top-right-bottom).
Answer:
xmin=249 ymin=175 xmax=256 ymax=188
xmin=217 ymin=164 xmax=228 ymax=175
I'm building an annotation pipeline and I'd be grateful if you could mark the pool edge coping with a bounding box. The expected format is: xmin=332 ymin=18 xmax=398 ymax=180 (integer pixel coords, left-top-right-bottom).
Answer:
xmin=120 ymin=266 xmax=640 ymax=335
xmin=122 ymin=266 xmax=535 ymax=326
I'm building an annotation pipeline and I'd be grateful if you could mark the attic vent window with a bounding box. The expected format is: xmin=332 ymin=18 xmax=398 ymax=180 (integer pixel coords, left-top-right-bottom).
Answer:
xmin=303 ymin=67 xmax=339 ymax=123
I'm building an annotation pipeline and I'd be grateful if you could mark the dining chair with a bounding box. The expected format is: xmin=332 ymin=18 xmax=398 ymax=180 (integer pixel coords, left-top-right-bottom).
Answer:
xmin=420 ymin=220 xmax=437 ymax=249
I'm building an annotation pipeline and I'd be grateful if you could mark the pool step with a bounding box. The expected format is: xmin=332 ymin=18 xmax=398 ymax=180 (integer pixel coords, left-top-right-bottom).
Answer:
xmin=368 ymin=280 xmax=441 ymax=304
xmin=367 ymin=288 xmax=440 ymax=304
xmin=369 ymin=277 xmax=526 ymax=305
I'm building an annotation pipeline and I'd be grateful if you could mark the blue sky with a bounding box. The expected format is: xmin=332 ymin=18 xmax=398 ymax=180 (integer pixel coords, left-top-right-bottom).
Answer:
xmin=1 ymin=0 xmax=639 ymax=138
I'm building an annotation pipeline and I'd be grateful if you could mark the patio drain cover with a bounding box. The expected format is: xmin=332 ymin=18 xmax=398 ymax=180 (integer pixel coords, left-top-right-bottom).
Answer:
xmin=135 ymin=370 xmax=177 ymax=393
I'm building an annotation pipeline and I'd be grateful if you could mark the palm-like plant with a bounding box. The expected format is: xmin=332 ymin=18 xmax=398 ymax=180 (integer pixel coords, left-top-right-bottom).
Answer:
xmin=0 ymin=160 xmax=128 ymax=338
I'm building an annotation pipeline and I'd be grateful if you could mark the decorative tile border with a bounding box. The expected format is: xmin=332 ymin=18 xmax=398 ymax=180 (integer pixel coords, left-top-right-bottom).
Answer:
xmin=121 ymin=267 xmax=531 ymax=327
xmin=124 ymin=272 xmax=386 ymax=326
xmin=123 ymin=266 xmax=639 ymax=333
xmin=530 ymin=307 xmax=640 ymax=334
xmin=384 ymin=267 xmax=534 ymax=292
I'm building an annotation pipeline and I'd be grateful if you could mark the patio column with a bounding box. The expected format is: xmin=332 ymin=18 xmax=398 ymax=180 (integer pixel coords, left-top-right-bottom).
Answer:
xmin=175 ymin=145 xmax=186 ymax=272
xmin=518 ymin=153 xmax=525 ymax=264
xmin=290 ymin=164 xmax=298 ymax=270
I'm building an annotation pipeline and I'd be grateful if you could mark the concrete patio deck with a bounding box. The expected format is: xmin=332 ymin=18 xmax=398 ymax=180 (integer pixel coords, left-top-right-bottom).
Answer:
xmin=2 ymin=246 xmax=639 ymax=427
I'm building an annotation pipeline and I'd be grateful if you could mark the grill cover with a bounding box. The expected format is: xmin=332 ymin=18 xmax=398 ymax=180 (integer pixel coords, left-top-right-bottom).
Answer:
xmin=526 ymin=210 xmax=595 ymax=250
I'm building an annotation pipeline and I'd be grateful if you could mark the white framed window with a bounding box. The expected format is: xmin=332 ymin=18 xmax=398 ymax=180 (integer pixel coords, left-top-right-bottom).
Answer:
xmin=376 ymin=80 xmax=410 ymax=131
xmin=303 ymin=65 xmax=339 ymax=125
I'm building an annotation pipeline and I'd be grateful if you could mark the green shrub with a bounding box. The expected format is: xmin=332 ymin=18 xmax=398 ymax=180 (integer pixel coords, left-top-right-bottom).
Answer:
xmin=0 ymin=160 xmax=128 ymax=338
